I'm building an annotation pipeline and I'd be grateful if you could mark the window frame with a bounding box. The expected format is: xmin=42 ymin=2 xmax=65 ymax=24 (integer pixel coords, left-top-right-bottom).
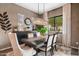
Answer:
xmin=48 ymin=15 xmax=62 ymax=31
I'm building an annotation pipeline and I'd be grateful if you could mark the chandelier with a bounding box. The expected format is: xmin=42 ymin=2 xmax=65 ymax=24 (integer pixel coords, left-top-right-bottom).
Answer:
xmin=33 ymin=3 xmax=48 ymax=25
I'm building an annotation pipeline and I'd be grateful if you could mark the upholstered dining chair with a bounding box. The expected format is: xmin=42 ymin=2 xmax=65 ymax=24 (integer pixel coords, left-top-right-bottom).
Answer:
xmin=51 ymin=33 xmax=58 ymax=55
xmin=35 ymin=34 xmax=54 ymax=56
xmin=8 ymin=32 xmax=36 ymax=56
xmin=52 ymin=34 xmax=58 ymax=51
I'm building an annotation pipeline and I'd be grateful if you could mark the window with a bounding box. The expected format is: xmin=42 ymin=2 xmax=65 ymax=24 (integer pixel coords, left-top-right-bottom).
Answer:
xmin=48 ymin=15 xmax=62 ymax=32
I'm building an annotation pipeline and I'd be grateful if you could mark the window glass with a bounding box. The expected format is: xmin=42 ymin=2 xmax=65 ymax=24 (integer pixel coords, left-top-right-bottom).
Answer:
xmin=48 ymin=17 xmax=55 ymax=31
xmin=48 ymin=16 xmax=62 ymax=32
xmin=55 ymin=16 xmax=62 ymax=31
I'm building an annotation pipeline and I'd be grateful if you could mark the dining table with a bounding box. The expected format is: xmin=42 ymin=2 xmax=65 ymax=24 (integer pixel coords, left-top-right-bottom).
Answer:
xmin=21 ymin=31 xmax=60 ymax=48
xmin=21 ymin=35 xmax=46 ymax=48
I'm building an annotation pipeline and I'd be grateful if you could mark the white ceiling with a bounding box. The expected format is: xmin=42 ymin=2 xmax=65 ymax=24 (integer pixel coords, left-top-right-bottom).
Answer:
xmin=16 ymin=3 xmax=65 ymax=14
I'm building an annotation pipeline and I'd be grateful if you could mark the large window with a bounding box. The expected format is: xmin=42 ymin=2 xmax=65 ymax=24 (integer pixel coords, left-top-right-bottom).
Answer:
xmin=48 ymin=15 xmax=62 ymax=32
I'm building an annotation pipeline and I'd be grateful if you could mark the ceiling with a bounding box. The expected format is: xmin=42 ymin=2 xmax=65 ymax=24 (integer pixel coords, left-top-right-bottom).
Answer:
xmin=16 ymin=3 xmax=65 ymax=14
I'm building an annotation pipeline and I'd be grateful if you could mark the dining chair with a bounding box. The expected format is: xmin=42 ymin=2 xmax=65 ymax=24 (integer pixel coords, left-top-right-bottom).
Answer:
xmin=53 ymin=34 xmax=58 ymax=51
xmin=35 ymin=34 xmax=54 ymax=56
xmin=8 ymin=32 xmax=36 ymax=56
xmin=51 ymin=33 xmax=58 ymax=55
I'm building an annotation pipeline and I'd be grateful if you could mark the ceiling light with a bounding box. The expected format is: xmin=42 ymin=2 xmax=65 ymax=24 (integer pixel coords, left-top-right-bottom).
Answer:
xmin=33 ymin=3 xmax=47 ymax=25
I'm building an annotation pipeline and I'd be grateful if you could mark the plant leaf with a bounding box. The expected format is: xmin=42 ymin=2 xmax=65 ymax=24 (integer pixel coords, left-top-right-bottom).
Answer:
xmin=0 ymin=18 xmax=3 ymax=21
xmin=3 ymin=15 xmax=8 ymax=18
xmin=3 ymin=12 xmax=7 ymax=16
xmin=6 ymin=24 xmax=11 ymax=27
xmin=6 ymin=27 xmax=11 ymax=30
xmin=0 ymin=13 xmax=3 ymax=17
xmin=5 ymin=21 xmax=10 ymax=24
xmin=1 ymin=27 xmax=7 ymax=31
xmin=3 ymin=18 xmax=8 ymax=21
xmin=1 ymin=25 xmax=6 ymax=27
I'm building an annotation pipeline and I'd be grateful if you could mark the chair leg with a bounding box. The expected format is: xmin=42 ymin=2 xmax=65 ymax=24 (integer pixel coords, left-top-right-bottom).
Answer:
xmin=50 ymin=47 xmax=54 ymax=56
xmin=34 ymin=52 xmax=38 ymax=56
xmin=36 ymin=51 xmax=39 ymax=56
xmin=45 ymin=51 xmax=47 ymax=56
xmin=54 ymin=45 xmax=57 ymax=51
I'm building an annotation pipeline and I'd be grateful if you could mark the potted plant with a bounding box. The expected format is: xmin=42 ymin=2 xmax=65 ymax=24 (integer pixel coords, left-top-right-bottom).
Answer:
xmin=36 ymin=25 xmax=48 ymax=36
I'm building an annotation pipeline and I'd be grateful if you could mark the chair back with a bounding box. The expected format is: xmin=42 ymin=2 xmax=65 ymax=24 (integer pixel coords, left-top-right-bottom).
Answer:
xmin=47 ymin=35 xmax=53 ymax=47
xmin=8 ymin=32 xmax=22 ymax=56
xmin=52 ymin=34 xmax=58 ymax=45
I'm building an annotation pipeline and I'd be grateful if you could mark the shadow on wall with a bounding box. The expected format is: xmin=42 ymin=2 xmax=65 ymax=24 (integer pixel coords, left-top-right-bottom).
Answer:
xmin=0 ymin=29 xmax=11 ymax=50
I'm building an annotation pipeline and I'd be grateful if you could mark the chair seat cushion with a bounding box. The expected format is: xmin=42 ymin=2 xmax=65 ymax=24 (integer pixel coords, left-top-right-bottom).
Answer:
xmin=21 ymin=46 xmax=36 ymax=56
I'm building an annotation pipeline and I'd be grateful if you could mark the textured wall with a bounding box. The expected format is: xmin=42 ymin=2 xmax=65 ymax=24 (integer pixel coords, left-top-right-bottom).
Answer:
xmin=63 ymin=3 xmax=71 ymax=46
xmin=71 ymin=3 xmax=79 ymax=55
xmin=63 ymin=3 xmax=79 ymax=55
xmin=71 ymin=3 xmax=79 ymax=47
xmin=0 ymin=3 xmax=38 ymax=50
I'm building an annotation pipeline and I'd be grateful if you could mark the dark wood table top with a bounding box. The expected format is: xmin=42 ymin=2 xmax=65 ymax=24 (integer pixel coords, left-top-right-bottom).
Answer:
xmin=21 ymin=36 xmax=46 ymax=48
xmin=21 ymin=31 xmax=61 ymax=43
xmin=21 ymin=36 xmax=46 ymax=42
xmin=21 ymin=32 xmax=61 ymax=47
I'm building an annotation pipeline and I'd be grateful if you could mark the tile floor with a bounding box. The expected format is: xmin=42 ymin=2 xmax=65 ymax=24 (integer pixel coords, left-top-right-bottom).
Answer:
xmin=0 ymin=45 xmax=72 ymax=56
xmin=37 ymin=45 xmax=71 ymax=56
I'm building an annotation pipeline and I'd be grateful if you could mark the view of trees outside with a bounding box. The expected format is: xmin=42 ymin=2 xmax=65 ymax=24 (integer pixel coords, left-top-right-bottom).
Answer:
xmin=48 ymin=16 xmax=62 ymax=32
xmin=48 ymin=17 xmax=55 ymax=31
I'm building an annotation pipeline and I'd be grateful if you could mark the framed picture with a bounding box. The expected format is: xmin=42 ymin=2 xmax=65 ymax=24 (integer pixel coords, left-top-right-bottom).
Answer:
xmin=24 ymin=18 xmax=32 ymax=25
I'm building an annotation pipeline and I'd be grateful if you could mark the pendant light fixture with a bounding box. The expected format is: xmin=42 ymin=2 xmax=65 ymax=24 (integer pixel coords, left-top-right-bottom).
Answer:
xmin=33 ymin=3 xmax=47 ymax=25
